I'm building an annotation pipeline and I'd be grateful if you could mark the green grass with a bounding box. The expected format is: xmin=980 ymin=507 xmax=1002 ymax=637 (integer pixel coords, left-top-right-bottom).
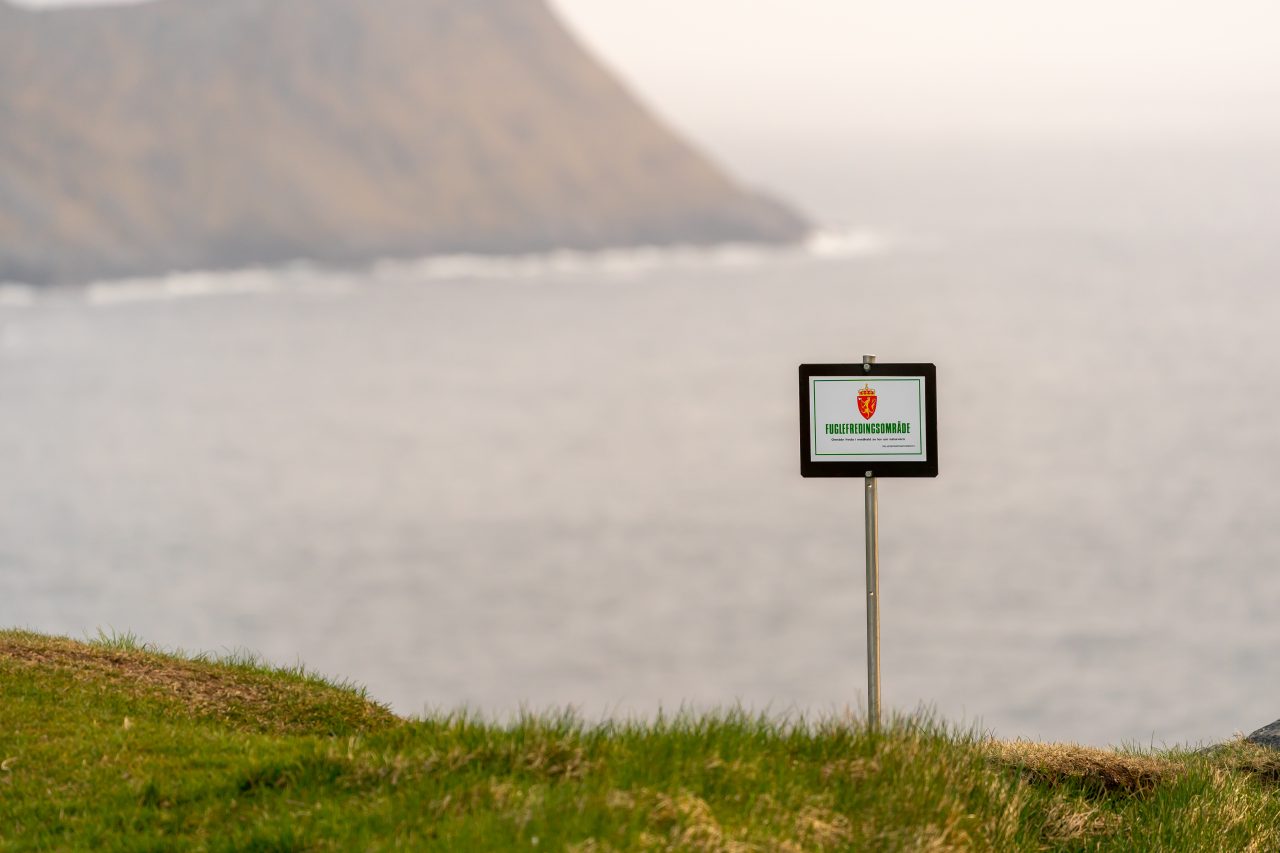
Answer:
xmin=3 ymin=630 xmax=1279 ymax=850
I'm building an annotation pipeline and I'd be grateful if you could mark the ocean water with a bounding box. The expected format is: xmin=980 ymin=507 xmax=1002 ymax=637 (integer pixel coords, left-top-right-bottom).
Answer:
xmin=2 ymin=140 xmax=1279 ymax=746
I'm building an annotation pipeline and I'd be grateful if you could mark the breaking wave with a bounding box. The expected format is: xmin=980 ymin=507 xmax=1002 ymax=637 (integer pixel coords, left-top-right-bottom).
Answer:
xmin=0 ymin=284 xmax=36 ymax=308
xmin=372 ymin=227 xmax=889 ymax=282
xmin=20 ymin=227 xmax=891 ymax=307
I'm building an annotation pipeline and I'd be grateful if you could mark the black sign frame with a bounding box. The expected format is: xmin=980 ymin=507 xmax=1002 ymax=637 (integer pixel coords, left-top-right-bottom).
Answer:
xmin=799 ymin=362 xmax=938 ymax=478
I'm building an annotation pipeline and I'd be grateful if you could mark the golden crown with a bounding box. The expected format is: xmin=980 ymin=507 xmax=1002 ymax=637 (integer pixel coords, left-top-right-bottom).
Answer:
xmin=857 ymin=384 xmax=876 ymax=397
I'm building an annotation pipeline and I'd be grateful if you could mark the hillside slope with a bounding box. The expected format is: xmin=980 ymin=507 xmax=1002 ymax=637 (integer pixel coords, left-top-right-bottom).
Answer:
xmin=4 ymin=631 xmax=1280 ymax=849
xmin=0 ymin=0 xmax=808 ymax=284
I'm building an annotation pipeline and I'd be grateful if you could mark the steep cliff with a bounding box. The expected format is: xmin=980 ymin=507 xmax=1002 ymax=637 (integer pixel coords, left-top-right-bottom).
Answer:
xmin=0 ymin=0 xmax=808 ymax=284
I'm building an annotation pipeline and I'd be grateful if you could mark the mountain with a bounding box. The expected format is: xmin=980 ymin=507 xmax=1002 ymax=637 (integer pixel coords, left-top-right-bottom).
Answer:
xmin=0 ymin=0 xmax=808 ymax=284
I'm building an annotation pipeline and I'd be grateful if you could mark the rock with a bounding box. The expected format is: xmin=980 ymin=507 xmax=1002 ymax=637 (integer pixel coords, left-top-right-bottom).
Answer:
xmin=0 ymin=0 xmax=808 ymax=284
xmin=1245 ymin=719 xmax=1280 ymax=749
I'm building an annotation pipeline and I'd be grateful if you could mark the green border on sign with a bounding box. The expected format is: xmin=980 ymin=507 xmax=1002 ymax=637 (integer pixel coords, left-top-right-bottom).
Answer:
xmin=812 ymin=378 xmax=925 ymax=457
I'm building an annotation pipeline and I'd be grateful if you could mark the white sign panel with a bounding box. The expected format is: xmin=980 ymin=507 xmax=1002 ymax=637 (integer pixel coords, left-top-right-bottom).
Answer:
xmin=809 ymin=376 xmax=927 ymax=463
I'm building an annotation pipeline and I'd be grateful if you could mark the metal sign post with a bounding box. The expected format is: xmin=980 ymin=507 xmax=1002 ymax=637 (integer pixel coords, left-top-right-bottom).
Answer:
xmin=864 ymin=470 xmax=880 ymax=726
xmin=799 ymin=357 xmax=938 ymax=729
xmin=862 ymin=355 xmax=881 ymax=727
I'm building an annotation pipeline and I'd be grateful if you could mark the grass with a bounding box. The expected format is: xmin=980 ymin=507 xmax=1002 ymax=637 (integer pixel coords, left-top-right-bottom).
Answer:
xmin=2 ymin=630 xmax=1279 ymax=850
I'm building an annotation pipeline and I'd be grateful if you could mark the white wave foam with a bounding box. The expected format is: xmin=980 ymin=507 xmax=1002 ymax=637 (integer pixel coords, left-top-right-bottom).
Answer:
xmin=373 ymin=228 xmax=890 ymax=283
xmin=0 ymin=284 xmax=36 ymax=308
xmin=805 ymin=227 xmax=892 ymax=258
xmin=85 ymin=268 xmax=286 ymax=306
xmin=71 ymin=228 xmax=891 ymax=303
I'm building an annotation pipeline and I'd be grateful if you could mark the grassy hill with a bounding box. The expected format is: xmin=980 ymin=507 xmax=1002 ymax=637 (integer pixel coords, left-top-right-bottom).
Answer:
xmin=0 ymin=0 xmax=807 ymax=285
xmin=2 ymin=629 xmax=1278 ymax=850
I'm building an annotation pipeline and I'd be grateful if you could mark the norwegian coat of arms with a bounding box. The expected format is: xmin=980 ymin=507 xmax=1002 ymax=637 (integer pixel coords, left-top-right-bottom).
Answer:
xmin=857 ymin=384 xmax=877 ymax=420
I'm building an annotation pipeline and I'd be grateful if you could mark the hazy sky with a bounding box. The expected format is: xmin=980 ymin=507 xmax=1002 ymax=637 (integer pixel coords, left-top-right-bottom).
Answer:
xmin=550 ymin=0 xmax=1280 ymax=145
xmin=14 ymin=0 xmax=1280 ymax=148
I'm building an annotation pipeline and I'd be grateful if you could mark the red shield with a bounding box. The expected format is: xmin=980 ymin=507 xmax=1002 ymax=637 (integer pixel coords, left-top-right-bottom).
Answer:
xmin=857 ymin=385 xmax=877 ymax=420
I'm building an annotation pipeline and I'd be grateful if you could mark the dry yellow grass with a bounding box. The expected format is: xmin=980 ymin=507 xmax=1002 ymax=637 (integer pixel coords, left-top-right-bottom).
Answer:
xmin=0 ymin=630 xmax=396 ymax=735
xmin=989 ymin=739 xmax=1180 ymax=793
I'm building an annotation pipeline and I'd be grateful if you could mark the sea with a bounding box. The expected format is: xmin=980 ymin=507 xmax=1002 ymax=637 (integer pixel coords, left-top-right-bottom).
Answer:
xmin=3 ymin=138 xmax=1279 ymax=747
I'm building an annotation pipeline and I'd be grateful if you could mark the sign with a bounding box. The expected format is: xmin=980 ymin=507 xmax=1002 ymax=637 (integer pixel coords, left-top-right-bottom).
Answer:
xmin=799 ymin=362 xmax=938 ymax=478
